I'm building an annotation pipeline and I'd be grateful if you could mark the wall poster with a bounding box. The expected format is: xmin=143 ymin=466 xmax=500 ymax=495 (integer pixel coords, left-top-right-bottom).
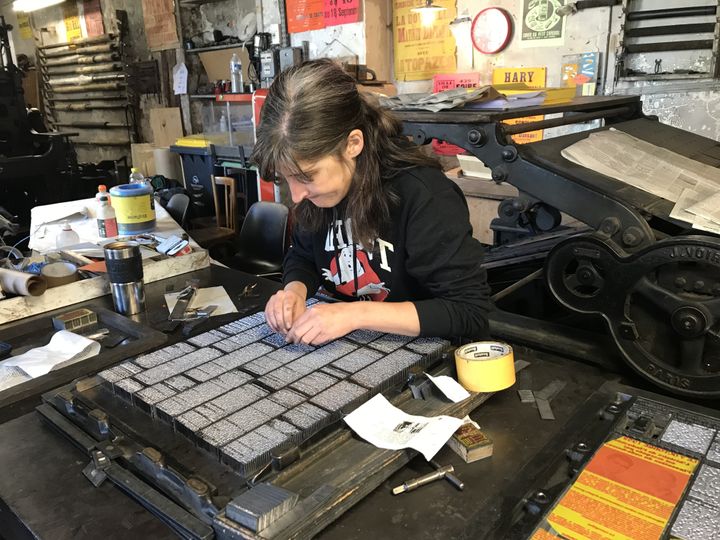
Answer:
xmin=393 ymin=0 xmax=456 ymax=81
xmin=492 ymin=66 xmax=547 ymax=144
xmin=521 ymin=0 xmax=566 ymax=48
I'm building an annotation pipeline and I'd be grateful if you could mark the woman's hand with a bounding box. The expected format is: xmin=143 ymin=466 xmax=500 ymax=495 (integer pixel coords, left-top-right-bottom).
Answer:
xmin=265 ymin=283 xmax=307 ymax=334
xmin=286 ymin=303 xmax=357 ymax=345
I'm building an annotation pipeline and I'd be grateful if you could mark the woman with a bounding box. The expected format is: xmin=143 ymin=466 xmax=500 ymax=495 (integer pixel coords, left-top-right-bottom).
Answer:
xmin=253 ymin=59 xmax=491 ymax=345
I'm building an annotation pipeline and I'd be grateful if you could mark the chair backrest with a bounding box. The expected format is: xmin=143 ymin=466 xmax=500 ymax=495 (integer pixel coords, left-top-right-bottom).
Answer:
xmin=238 ymin=202 xmax=289 ymax=265
xmin=211 ymin=175 xmax=237 ymax=232
xmin=165 ymin=193 xmax=190 ymax=227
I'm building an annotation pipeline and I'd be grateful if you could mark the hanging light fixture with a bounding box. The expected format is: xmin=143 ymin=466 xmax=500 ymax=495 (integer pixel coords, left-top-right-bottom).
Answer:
xmin=12 ymin=0 xmax=65 ymax=12
xmin=411 ymin=0 xmax=446 ymax=26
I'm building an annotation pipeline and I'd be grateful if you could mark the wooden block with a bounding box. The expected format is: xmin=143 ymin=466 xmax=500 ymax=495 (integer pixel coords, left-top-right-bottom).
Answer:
xmin=446 ymin=423 xmax=493 ymax=463
xmin=150 ymin=108 xmax=184 ymax=148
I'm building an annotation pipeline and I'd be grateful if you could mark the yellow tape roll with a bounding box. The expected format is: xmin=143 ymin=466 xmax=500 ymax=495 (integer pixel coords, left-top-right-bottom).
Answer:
xmin=455 ymin=342 xmax=516 ymax=393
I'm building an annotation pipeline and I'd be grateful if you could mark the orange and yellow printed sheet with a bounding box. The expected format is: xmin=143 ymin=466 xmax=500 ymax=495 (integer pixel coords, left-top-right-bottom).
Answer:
xmin=531 ymin=436 xmax=698 ymax=540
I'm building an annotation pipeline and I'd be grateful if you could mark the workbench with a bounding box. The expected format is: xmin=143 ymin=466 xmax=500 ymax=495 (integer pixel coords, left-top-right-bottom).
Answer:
xmin=1 ymin=261 xmax=717 ymax=540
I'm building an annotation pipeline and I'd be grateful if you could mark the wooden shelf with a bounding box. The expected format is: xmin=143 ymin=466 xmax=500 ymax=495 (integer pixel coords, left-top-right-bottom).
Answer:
xmin=184 ymin=42 xmax=246 ymax=54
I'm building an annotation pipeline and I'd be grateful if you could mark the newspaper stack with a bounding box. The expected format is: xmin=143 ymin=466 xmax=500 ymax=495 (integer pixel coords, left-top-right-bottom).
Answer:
xmin=379 ymin=86 xmax=502 ymax=112
xmin=561 ymin=128 xmax=720 ymax=234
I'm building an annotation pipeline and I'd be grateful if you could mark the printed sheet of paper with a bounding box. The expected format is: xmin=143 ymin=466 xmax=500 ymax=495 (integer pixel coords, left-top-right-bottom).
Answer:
xmin=344 ymin=394 xmax=464 ymax=460
xmin=0 ymin=331 xmax=100 ymax=378
xmin=173 ymin=63 xmax=188 ymax=95
xmin=425 ymin=372 xmax=471 ymax=403
xmin=561 ymin=129 xmax=720 ymax=232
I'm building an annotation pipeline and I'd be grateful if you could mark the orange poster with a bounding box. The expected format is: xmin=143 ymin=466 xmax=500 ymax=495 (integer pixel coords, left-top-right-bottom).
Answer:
xmin=286 ymin=0 xmax=325 ymax=33
xmin=492 ymin=67 xmax=547 ymax=144
xmin=531 ymin=436 xmax=698 ymax=540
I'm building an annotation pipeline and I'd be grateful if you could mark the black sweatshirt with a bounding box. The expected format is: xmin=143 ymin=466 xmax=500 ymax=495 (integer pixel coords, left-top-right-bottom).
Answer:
xmin=282 ymin=166 xmax=492 ymax=340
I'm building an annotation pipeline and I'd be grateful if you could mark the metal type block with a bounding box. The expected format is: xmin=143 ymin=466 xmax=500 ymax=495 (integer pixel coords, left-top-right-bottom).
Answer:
xmin=226 ymin=404 xmax=273 ymax=433
xmin=134 ymin=342 xmax=196 ymax=369
xmin=219 ymin=439 xmax=255 ymax=470
xmin=350 ymin=349 xmax=422 ymax=390
xmin=202 ymin=419 xmax=247 ymax=448
xmin=156 ymin=380 xmax=229 ymax=418
xmin=405 ymin=337 xmax=450 ymax=355
xmin=367 ymin=334 xmax=414 ymax=353
xmin=267 ymin=418 xmax=301 ymax=443
xmin=214 ymin=338 xmax=243 ymax=353
xmin=316 ymin=339 xmax=358 ymax=359
xmin=535 ymin=398 xmax=555 ymax=420
xmin=243 ymin=357 xmax=283 ymax=377
xmin=707 ymin=436 xmax=720 ymax=464
xmin=165 ymin=375 xmax=196 ymax=392
xmin=195 ymin=383 xmax=269 ymax=425
xmin=135 ymin=347 xmax=222 ymax=385
xmin=671 ymin=498 xmax=720 ymax=540
xmin=321 ymin=365 xmax=350 ymax=380
xmin=257 ymin=373 xmax=287 ymax=390
xmin=97 ymin=364 xmax=139 ymax=384
xmin=213 ymin=342 xmax=273 ymax=371
xmin=282 ymin=402 xmax=333 ymax=433
xmin=332 ymin=348 xmax=384 ymax=374
xmin=136 ymin=383 xmax=176 ymax=407
xmin=217 ymin=315 xmax=264 ymax=335
xmin=228 ymin=324 xmax=274 ymax=348
xmin=188 ymin=329 xmax=226 ymax=347
xmin=345 ymin=329 xmax=384 ymax=344
xmin=177 ymin=408 xmax=216 ymax=434
xmin=267 ymin=342 xmax=315 ymax=363
xmin=290 ymin=372 xmax=339 ymax=396
xmin=661 ymin=420 xmax=716 ymax=454
xmin=186 ymin=362 xmax=227 ymax=382
xmin=113 ymin=377 xmax=144 ymax=400
xmin=226 ymin=483 xmax=299 ymax=532
xmin=214 ymin=369 xmax=253 ymax=391
xmin=690 ymin=464 xmax=720 ymax=505
xmin=310 ymin=380 xmax=368 ymax=413
xmin=252 ymin=398 xmax=286 ymax=419
xmin=267 ymin=389 xmax=305 ymax=409
xmin=262 ymin=332 xmax=288 ymax=348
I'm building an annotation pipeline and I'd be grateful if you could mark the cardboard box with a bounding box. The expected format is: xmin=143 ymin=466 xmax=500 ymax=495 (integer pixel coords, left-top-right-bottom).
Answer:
xmin=198 ymin=46 xmax=251 ymax=84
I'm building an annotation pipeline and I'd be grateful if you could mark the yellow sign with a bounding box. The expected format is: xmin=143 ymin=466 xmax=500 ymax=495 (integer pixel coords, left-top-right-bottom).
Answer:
xmin=393 ymin=0 xmax=456 ymax=81
xmin=492 ymin=67 xmax=547 ymax=87
xmin=493 ymin=67 xmax=547 ymax=144
xmin=16 ymin=13 xmax=32 ymax=40
xmin=63 ymin=2 xmax=83 ymax=41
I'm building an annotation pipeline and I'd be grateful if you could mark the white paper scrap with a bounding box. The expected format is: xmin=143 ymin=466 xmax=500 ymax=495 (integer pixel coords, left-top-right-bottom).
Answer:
xmin=343 ymin=394 xmax=464 ymax=461
xmin=1 ymin=330 xmax=101 ymax=378
xmin=425 ymin=372 xmax=471 ymax=403
xmin=173 ymin=62 xmax=188 ymax=95
xmin=165 ymin=286 xmax=238 ymax=317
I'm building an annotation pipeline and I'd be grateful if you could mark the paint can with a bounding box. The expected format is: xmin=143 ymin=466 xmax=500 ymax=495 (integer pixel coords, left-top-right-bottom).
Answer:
xmin=109 ymin=183 xmax=156 ymax=234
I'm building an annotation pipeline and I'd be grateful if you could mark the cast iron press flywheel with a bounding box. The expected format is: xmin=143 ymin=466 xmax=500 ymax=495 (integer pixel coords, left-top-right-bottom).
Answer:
xmin=545 ymin=234 xmax=720 ymax=397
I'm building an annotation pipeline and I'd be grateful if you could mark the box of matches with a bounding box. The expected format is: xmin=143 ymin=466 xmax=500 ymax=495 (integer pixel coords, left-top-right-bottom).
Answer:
xmin=447 ymin=423 xmax=493 ymax=463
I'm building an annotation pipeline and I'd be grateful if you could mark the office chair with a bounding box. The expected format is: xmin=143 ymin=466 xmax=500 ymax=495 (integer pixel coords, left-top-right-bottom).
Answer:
xmin=165 ymin=193 xmax=190 ymax=228
xmin=226 ymin=201 xmax=289 ymax=278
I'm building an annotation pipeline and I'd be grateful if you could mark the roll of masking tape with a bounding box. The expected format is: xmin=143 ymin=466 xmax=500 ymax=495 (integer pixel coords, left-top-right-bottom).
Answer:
xmin=455 ymin=342 xmax=516 ymax=393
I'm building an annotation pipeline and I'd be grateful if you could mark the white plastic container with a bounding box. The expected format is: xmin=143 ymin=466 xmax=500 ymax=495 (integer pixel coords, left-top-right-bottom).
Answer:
xmin=96 ymin=184 xmax=111 ymax=205
xmin=56 ymin=221 xmax=79 ymax=249
xmin=97 ymin=195 xmax=119 ymax=238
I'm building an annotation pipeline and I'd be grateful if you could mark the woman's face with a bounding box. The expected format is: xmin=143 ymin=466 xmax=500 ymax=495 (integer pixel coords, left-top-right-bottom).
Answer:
xmin=279 ymin=129 xmax=364 ymax=208
xmin=284 ymin=154 xmax=354 ymax=208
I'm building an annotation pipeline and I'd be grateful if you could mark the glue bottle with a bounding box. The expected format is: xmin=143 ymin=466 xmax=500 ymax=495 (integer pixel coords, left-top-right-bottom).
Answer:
xmin=97 ymin=195 xmax=119 ymax=238
xmin=96 ymin=184 xmax=111 ymax=205
xmin=56 ymin=220 xmax=80 ymax=249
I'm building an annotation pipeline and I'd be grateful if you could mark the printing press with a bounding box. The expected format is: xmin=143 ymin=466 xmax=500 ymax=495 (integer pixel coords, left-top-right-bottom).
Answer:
xmin=1 ymin=96 xmax=720 ymax=540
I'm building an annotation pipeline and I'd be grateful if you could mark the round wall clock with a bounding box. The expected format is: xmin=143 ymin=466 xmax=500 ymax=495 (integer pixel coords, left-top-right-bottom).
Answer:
xmin=471 ymin=7 xmax=513 ymax=54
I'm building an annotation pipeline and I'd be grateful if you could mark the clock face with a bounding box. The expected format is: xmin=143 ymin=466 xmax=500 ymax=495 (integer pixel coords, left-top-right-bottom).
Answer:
xmin=471 ymin=7 xmax=513 ymax=54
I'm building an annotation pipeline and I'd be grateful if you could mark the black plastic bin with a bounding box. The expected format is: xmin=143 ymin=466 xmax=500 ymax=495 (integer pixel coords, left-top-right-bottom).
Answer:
xmin=169 ymin=144 xmax=216 ymax=218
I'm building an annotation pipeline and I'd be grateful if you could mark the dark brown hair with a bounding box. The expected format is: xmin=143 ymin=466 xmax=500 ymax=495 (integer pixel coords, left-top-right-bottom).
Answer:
xmin=252 ymin=58 xmax=439 ymax=248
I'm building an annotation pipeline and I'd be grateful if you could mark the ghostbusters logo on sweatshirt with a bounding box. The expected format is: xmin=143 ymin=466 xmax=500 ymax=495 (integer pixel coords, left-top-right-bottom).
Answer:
xmin=321 ymin=218 xmax=392 ymax=301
